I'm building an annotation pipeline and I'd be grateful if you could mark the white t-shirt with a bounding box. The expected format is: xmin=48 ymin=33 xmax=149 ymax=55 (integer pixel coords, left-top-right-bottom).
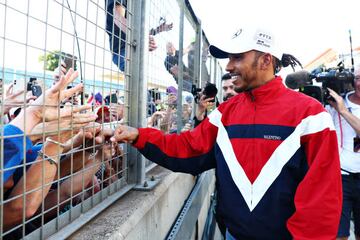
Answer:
xmin=327 ymin=91 xmax=360 ymax=174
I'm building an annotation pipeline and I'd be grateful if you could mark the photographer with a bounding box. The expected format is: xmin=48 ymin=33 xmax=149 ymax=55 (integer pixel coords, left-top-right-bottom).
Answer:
xmin=194 ymin=78 xmax=236 ymax=127
xmin=193 ymin=82 xmax=218 ymax=123
xmin=193 ymin=94 xmax=215 ymax=126
xmin=327 ymin=64 xmax=360 ymax=240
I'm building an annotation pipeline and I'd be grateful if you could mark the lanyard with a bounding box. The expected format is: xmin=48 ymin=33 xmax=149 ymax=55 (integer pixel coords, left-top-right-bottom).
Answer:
xmin=338 ymin=107 xmax=353 ymax=148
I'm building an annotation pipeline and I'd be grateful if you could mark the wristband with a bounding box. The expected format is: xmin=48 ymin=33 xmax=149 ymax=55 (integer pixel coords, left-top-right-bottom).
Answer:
xmin=38 ymin=149 xmax=59 ymax=166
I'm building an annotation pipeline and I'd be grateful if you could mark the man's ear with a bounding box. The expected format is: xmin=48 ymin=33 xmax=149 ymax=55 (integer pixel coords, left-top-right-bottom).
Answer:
xmin=261 ymin=53 xmax=272 ymax=70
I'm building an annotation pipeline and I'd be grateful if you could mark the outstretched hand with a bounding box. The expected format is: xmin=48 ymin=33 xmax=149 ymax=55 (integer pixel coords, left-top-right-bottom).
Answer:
xmin=59 ymin=122 xmax=101 ymax=153
xmin=30 ymin=109 xmax=97 ymax=143
xmin=110 ymin=125 xmax=139 ymax=144
xmin=29 ymin=69 xmax=83 ymax=121
xmin=158 ymin=21 xmax=173 ymax=33
xmin=2 ymin=84 xmax=37 ymax=114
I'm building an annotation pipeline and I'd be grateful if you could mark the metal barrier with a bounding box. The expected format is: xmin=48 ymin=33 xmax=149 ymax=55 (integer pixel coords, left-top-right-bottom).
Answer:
xmin=166 ymin=171 xmax=214 ymax=240
xmin=0 ymin=0 xmax=223 ymax=238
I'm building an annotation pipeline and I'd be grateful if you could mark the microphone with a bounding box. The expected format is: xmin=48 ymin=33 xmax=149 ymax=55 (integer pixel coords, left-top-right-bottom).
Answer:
xmin=285 ymin=70 xmax=313 ymax=89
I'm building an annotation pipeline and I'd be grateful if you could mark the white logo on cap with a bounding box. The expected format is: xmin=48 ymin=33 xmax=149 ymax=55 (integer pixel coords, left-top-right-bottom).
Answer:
xmin=232 ymin=29 xmax=242 ymax=39
xmin=254 ymin=30 xmax=273 ymax=48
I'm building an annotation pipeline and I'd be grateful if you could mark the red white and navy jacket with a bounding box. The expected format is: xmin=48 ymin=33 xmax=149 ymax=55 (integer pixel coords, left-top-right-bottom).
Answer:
xmin=133 ymin=77 xmax=342 ymax=240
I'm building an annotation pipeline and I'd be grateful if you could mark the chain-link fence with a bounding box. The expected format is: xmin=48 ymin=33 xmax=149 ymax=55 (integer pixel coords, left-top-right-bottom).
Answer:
xmin=0 ymin=0 xmax=223 ymax=239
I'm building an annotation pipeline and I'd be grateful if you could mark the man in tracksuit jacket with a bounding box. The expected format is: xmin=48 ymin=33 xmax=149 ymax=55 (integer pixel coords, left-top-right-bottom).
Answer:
xmin=111 ymin=26 xmax=342 ymax=239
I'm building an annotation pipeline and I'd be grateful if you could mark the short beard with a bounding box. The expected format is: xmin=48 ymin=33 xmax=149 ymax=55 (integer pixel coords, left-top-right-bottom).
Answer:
xmin=233 ymin=52 xmax=262 ymax=93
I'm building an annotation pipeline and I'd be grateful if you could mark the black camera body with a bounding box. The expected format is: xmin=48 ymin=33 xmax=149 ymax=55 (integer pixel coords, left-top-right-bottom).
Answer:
xmin=191 ymin=84 xmax=202 ymax=103
xmin=285 ymin=63 xmax=354 ymax=105
xmin=191 ymin=82 xmax=218 ymax=104
xmin=315 ymin=68 xmax=354 ymax=102
xmin=27 ymin=77 xmax=42 ymax=97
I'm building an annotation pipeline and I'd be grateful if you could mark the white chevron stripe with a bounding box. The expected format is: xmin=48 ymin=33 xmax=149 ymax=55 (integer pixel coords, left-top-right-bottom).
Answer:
xmin=208 ymin=109 xmax=335 ymax=211
xmin=208 ymin=109 xmax=252 ymax=208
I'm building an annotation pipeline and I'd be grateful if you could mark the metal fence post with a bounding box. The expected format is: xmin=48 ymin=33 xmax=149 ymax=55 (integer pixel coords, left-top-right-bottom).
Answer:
xmin=176 ymin=0 xmax=185 ymax=134
xmin=127 ymin=0 xmax=148 ymax=186
xmin=194 ymin=21 xmax=202 ymax=89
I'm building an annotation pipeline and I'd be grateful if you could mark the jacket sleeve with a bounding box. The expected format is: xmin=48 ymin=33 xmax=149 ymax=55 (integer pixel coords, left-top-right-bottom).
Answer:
xmin=132 ymin=117 xmax=218 ymax=175
xmin=287 ymin=126 xmax=342 ymax=239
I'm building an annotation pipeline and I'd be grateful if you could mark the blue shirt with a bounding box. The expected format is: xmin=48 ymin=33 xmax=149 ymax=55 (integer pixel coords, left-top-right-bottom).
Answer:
xmin=2 ymin=124 xmax=33 ymax=182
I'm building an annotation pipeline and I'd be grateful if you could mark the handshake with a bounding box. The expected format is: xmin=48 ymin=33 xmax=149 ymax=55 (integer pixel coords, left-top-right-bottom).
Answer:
xmin=22 ymin=67 xmax=140 ymax=151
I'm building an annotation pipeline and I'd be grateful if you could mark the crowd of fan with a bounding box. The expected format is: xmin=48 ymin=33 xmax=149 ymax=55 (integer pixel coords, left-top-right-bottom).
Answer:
xmin=0 ymin=66 xmax=125 ymax=238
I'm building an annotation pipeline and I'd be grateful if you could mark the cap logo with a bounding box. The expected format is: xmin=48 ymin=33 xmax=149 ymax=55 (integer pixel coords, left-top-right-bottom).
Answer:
xmin=254 ymin=30 xmax=273 ymax=48
xmin=258 ymin=32 xmax=272 ymax=40
xmin=232 ymin=29 xmax=242 ymax=39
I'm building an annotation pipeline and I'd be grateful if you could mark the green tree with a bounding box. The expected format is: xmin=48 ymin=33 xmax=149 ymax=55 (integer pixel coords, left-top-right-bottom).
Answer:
xmin=39 ymin=51 xmax=77 ymax=71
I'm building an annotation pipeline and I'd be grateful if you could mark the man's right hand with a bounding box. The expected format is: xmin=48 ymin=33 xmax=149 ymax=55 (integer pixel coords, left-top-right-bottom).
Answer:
xmin=327 ymin=88 xmax=347 ymax=114
xmin=196 ymin=95 xmax=214 ymax=121
xmin=111 ymin=125 xmax=139 ymax=144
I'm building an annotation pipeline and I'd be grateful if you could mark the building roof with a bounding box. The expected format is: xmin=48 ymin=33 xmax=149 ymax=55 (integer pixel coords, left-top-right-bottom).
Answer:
xmin=304 ymin=47 xmax=360 ymax=71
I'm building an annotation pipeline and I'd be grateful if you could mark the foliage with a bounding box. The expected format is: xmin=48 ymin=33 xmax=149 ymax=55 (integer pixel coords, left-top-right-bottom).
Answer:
xmin=38 ymin=51 xmax=77 ymax=71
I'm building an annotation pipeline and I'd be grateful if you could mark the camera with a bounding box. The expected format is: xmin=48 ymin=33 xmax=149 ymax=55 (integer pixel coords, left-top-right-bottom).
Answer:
xmin=28 ymin=77 xmax=42 ymax=97
xmin=191 ymin=85 xmax=202 ymax=103
xmin=191 ymin=82 xmax=218 ymax=104
xmin=27 ymin=77 xmax=36 ymax=91
xmin=285 ymin=62 xmax=354 ymax=105
xmin=58 ymin=52 xmax=77 ymax=71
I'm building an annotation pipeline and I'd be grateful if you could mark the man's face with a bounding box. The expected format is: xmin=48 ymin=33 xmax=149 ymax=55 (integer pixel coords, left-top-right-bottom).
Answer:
xmin=225 ymin=51 xmax=261 ymax=93
xmin=166 ymin=43 xmax=175 ymax=55
xmin=222 ymin=79 xmax=236 ymax=101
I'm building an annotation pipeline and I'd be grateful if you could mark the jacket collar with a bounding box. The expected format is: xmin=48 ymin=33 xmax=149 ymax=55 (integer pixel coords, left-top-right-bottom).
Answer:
xmin=244 ymin=76 xmax=285 ymax=103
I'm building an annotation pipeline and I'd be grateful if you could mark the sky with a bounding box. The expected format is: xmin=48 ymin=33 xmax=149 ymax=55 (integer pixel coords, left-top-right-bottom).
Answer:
xmin=189 ymin=0 xmax=360 ymax=69
xmin=0 ymin=0 xmax=114 ymax=79
xmin=0 ymin=0 xmax=194 ymax=87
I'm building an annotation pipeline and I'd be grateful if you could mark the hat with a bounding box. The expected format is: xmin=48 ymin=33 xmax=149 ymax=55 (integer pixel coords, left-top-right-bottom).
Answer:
xmin=209 ymin=26 xmax=282 ymax=60
xmin=166 ymin=86 xmax=177 ymax=95
xmin=94 ymin=92 xmax=103 ymax=104
xmin=95 ymin=106 xmax=111 ymax=123
xmin=185 ymin=95 xmax=193 ymax=104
